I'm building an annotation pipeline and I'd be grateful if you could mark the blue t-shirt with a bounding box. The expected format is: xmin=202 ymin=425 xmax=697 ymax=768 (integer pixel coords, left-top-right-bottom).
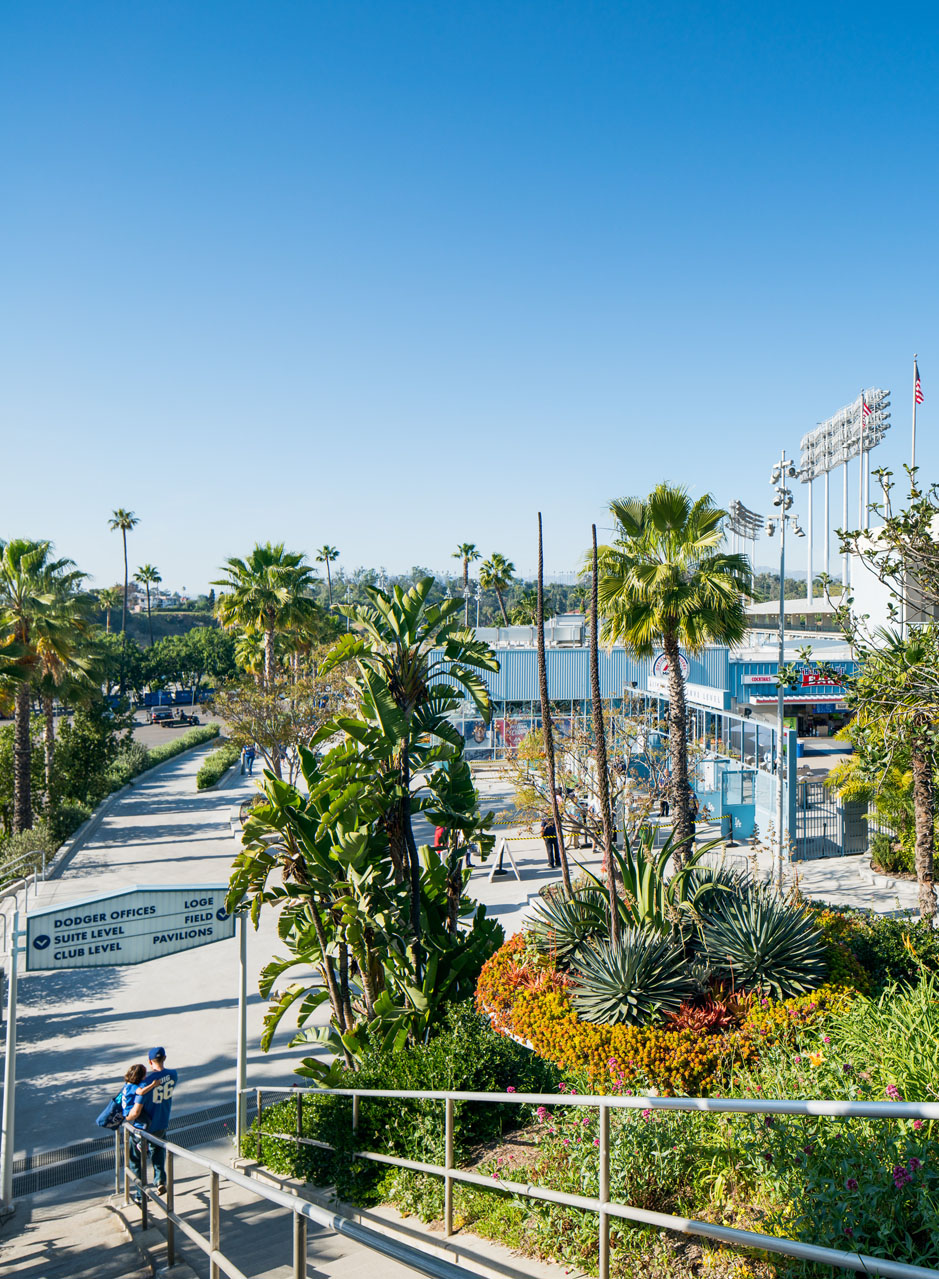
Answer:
xmin=120 ymin=1082 xmax=139 ymax=1117
xmin=136 ymin=1067 xmax=178 ymax=1131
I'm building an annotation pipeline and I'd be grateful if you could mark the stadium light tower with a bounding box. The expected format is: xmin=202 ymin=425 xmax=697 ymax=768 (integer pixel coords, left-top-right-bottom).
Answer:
xmin=798 ymin=387 xmax=891 ymax=593
xmin=727 ymin=500 xmax=763 ymax=588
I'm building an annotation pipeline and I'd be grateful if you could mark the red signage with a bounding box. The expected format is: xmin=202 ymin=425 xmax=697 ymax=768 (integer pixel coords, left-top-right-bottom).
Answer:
xmin=801 ymin=669 xmax=843 ymax=689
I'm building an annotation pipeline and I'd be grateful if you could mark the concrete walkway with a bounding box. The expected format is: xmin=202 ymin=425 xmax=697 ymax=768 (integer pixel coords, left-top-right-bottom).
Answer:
xmin=4 ymin=745 xmax=302 ymax=1158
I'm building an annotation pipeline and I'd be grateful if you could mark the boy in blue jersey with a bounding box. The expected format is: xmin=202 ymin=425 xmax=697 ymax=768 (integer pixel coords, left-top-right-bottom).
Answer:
xmin=127 ymin=1046 xmax=178 ymax=1198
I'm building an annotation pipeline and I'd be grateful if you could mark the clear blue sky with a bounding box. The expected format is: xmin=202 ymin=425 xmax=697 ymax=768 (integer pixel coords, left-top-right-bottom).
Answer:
xmin=2 ymin=2 xmax=936 ymax=591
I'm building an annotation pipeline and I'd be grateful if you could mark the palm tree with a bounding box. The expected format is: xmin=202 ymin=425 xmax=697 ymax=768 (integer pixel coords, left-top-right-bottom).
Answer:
xmin=97 ymin=586 xmax=121 ymax=633
xmin=0 ymin=540 xmax=78 ymax=831
xmin=510 ymin=585 xmax=538 ymax=624
xmin=108 ymin=509 xmax=139 ymax=636
xmin=451 ymin=543 xmax=480 ymax=626
xmin=596 ymin=485 xmax=750 ymax=863
xmin=134 ymin=564 xmax=162 ymax=645
xmin=213 ymin=543 xmax=318 ymax=689
xmin=315 ymin=546 xmax=340 ymax=606
xmin=479 ymin=553 xmax=515 ymax=625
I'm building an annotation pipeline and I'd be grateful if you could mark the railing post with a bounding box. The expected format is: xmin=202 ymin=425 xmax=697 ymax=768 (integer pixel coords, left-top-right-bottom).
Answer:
xmin=166 ymin=1150 xmax=175 ymax=1268
xmin=352 ymin=1093 xmax=360 ymax=1138
xmin=256 ymin=1089 xmax=263 ymax=1162
xmin=123 ymin=1125 xmax=130 ymax=1205
xmin=293 ymin=1208 xmax=307 ymax=1279
xmin=114 ymin=1128 xmax=121 ymax=1196
xmin=210 ymin=1169 xmax=220 ymax=1279
xmin=598 ymin=1102 xmax=610 ymax=1279
xmin=444 ymin=1097 xmax=454 ymax=1237
xmin=140 ymin=1135 xmax=149 ymax=1230
xmin=296 ymin=1090 xmax=303 ymax=1143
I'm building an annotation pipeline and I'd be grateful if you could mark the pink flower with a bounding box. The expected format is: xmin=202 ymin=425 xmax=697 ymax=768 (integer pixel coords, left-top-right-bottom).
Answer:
xmin=886 ymin=1084 xmax=902 ymax=1101
xmin=909 ymin=1157 xmax=923 ymax=1173
xmin=846 ymin=1177 xmax=859 ymax=1191
xmin=506 ymin=1086 xmax=516 ymax=1094
xmin=582 ymin=1117 xmax=590 ymax=1126
xmin=536 ymin=1106 xmax=548 ymax=1123
xmin=642 ymin=1109 xmax=652 ymax=1121
xmin=822 ymin=1035 xmax=831 ymax=1044
xmin=913 ymin=1119 xmax=924 ymax=1130
xmin=892 ymin=1164 xmax=912 ymax=1189
xmin=593 ymin=1138 xmax=599 ymax=1147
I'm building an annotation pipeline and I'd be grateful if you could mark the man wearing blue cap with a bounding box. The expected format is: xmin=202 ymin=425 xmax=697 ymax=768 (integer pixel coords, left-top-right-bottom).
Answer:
xmin=127 ymin=1046 xmax=178 ymax=1198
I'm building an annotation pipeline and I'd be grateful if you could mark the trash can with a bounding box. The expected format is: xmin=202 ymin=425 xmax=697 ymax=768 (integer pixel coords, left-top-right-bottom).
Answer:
xmin=796 ymin=741 xmax=805 ymax=758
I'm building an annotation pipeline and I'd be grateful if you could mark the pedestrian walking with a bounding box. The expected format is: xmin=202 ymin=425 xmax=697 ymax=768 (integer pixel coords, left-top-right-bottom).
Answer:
xmin=244 ymin=744 xmax=256 ymax=775
xmin=127 ymin=1047 xmax=178 ymax=1199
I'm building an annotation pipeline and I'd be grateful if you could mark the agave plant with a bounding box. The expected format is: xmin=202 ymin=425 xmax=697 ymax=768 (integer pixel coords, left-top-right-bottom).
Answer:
xmin=698 ymin=887 xmax=828 ymax=1001
xmin=527 ymin=887 xmax=609 ymax=967
xmin=571 ymin=929 xmax=697 ymax=1025
xmin=575 ymin=827 xmax=730 ymax=937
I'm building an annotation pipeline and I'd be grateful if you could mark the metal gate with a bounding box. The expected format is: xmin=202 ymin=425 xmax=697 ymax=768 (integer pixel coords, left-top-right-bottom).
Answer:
xmin=794 ymin=780 xmax=842 ymax=860
xmin=794 ymin=782 xmax=867 ymax=860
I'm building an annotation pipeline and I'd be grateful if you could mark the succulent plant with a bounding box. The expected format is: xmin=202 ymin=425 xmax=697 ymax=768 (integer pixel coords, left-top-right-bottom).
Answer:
xmin=698 ymin=887 xmax=828 ymax=1001
xmin=571 ymin=929 xmax=697 ymax=1026
xmin=527 ymin=888 xmax=608 ymax=967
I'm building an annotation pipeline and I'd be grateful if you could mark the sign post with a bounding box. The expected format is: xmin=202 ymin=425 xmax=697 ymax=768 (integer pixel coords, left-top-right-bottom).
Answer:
xmin=1 ymin=885 xmax=239 ymax=1210
xmin=0 ymin=910 xmax=20 ymax=1211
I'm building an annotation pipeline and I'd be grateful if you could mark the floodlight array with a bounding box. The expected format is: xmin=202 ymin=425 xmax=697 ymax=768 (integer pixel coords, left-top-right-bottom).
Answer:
xmin=798 ymin=388 xmax=891 ymax=481
xmin=727 ymin=499 xmax=764 ymax=539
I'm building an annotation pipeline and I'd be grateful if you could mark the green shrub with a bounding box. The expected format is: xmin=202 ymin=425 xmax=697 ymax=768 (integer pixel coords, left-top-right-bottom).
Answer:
xmin=147 ymin=723 xmax=219 ymax=767
xmin=244 ymin=1003 xmax=559 ymax=1197
xmin=699 ymin=887 xmax=827 ymax=1000
xmin=0 ymin=823 xmax=59 ymax=882
xmin=196 ymin=743 xmax=241 ymax=789
xmin=107 ymin=740 xmax=152 ymax=788
xmin=816 ymin=907 xmax=939 ymax=991
xmin=869 ymin=830 xmax=915 ymax=875
xmin=571 ymin=930 xmax=696 ymax=1025
xmin=48 ymin=800 xmax=93 ymax=844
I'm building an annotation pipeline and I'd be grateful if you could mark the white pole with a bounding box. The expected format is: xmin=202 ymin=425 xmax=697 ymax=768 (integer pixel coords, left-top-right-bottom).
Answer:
xmin=912 ymin=353 xmax=919 ymax=473
xmin=236 ymin=913 xmax=247 ymax=1152
xmin=842 ymin=458 xmax=850 ymax=588
xmin=858 ymin=394 xmax=865 ymax=531
xmin=806 ymin=478 xmax=814 ymax=605
xmin=864 ymin=449 xmax=871 ymax=524
xmin=823 ymin=468 xmax=830 ymax=579
xmin=1 ymin=910 xmax=19 ymax=1209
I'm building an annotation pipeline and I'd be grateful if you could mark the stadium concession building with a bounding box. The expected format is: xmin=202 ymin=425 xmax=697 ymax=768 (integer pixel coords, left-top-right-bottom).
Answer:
xmin=442 ymin=619 xmax=859 ymax=861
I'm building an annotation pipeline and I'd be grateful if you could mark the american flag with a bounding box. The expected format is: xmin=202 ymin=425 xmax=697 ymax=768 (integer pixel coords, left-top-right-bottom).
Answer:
xmin=915 ymin=361 xmax=924 ymax=405
xmin=862 ymin=396 xmax=872 ymax=418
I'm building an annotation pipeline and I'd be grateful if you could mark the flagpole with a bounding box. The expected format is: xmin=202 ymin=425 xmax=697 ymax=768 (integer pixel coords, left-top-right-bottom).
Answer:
xmin=912 ymin=353 xmax=919 ymax=474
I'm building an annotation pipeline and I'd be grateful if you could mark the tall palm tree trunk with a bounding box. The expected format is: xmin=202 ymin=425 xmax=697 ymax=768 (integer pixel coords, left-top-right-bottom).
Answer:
xmin=146 ymin=584 xmax=153 ymax=645
xmin=121 ymin=531 xmax=129 ymax=634
xmin=326 ymin=562 xmax=333 ymax=606
xmin=463 ymin=559 xmax=470 ymax=626
xmin=537 ymin=513 xmax=572 ymax=896
xmin=13 ymin=682 xmax=33 ymax=832
xmin=911 ymin=740 xmax=936 ymax=920
xmin=590 ymin=526 xmax=620 ymax=945
xmin=662 ymin=631 xmax=693 ymax=865
xmin=264 ymin=617 xmax=276 ymax=690
xmin=495 ymin=587 xmax=509 ymax=625
xmin=43 ymin=693 xmax=55 ymax=812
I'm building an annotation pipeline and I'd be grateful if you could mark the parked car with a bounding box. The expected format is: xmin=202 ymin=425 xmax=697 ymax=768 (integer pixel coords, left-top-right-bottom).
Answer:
xmin=147 ymin=708 xmax=175 ymax=725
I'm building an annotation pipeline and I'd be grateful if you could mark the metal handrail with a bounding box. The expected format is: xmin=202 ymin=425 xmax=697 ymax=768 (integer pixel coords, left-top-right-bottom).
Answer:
xmin=122 ymin=1124 xmax=487 ymax=1279
xmin=242 ymin=1084 xmax=939 ymax=1279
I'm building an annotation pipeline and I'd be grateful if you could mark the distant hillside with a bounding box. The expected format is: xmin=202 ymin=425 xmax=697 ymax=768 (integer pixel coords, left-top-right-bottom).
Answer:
xmin=99 ymin=610 xmax=217 ymax=644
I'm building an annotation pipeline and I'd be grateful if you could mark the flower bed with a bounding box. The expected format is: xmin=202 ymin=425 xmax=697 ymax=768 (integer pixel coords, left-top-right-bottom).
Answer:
xmin=476 ymin=933 xmax=856 ymax=1095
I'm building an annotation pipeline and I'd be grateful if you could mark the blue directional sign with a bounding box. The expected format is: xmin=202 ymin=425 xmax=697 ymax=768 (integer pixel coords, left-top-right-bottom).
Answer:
xmin=25 ymin=884 xmax=235 ymax=972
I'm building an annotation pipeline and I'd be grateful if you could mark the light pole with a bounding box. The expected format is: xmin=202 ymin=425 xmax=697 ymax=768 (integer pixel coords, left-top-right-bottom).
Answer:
xmin=462 ymin=582 xmax=472 ymax=629
xmin=766 ymin=450 xmax=805 ymax=893
xmin=475 ymin=580 xmax=482 ymax=629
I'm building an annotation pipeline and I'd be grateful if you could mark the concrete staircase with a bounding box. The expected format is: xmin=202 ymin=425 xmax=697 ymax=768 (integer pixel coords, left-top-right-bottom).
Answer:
xmin=0 ymin=1196 xmax=151 ymax=1279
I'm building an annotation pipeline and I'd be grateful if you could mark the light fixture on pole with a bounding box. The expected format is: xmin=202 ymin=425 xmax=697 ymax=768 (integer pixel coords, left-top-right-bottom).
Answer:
xmin=727 ymin=500 xmax=763 ymax=591
xmin=766 ymin=450 xmax=805 ymax=894
xmin=462 ymin=581 xmax=472 ymax=628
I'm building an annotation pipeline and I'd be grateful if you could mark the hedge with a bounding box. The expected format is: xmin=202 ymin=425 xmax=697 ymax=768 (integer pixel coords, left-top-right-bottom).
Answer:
xmin=196 ymin=743 xmax=241 ymax=790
